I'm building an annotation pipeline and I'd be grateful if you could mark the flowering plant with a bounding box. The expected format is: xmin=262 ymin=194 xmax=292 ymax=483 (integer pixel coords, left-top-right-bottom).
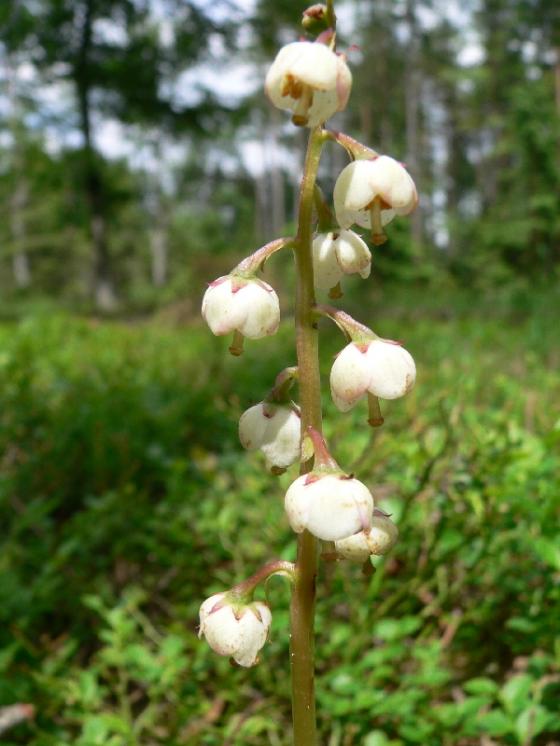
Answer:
xmin=199 ymin=2 xmax=418 ymax=742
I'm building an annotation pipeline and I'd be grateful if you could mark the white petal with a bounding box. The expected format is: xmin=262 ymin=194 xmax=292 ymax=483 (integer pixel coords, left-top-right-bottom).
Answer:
xmin=284 ymin=474 xmax=311 ymax=534
xmin=265 ymin=43 xmax=351 ymax=128
xmin=199 ymin=593 xmax=226 ymax=626
xmin=334 ymin=531 xmax=371 ymax=562
xmin=333 ymin=157 xmax=416 ymax=230
xmin=303 ymin=475 xmax=374 ymax=541
xmin=305 ymin=87 xmax=340 ymax=128
xmin=239 ymin=403 xmax=268 ymax=451
xmin=265 ymin=43 xmax=339 ymax=99
xmin=261 ymin=407 xmax=301 ymax=469
xmin=334 ymin=160 xmax=377 ymax=214
xmin=236 ymin=281 xmax=280 ymax=339
xmin=334 ymin=230 xmax=371 ymax=278
xmin=232 ymin=605 xmax=271 ymax=667
xmin=312 ymin=233 xmax=343 ymax=289
xmin=201 ymin=278 xmax=246 ymax=336
xmin=365 ymin=516 xmax=399 ymax=555
xmin=335 ymin=516 xmax=398 ymax=561
xmin=334 ymin=205 xmax=359 ymax=230
xmin=200 ymin=605 xmax=243 ymax=657
xmin=368 ymin=156 xmax=417 ymax=213
xmin=285 ymin=43 xmax=340 ymax=90
xmin=330 ymin=343 xmax=372 ymax=412
xmin=366 ymin=340 xmax=416 ymax=400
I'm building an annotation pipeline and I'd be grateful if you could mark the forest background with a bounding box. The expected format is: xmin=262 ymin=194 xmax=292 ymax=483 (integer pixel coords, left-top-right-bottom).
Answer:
xmin=0 ymin=0 xmax=559 ymax=744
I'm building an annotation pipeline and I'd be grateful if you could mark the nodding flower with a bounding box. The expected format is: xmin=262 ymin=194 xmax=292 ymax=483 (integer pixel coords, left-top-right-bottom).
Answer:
xmin=265 ymin=41 xmax=352 ymax=128
xmin=334 ymin=156 xmax=418 ymax=245
xmin=330 ymin=338 xmax=416 ymax=411
xmin=239 ymin=401 xmax=301 ymax=471
xmin=199 ymin=593 xmax=272 ymax=668
xmin=335 ymin=514 xmax=399 ymax=562
xmin=202 ymin=275 xmax=280 ymax=340
xmin=285 ymin=471 xmax=374 ymax=541
xmin=312 ymin=230 xmax=371 ymax=291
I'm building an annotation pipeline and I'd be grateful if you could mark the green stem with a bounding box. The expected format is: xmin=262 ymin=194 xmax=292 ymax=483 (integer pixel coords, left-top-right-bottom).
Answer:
xmin=231 ymin=560 xmax=296 ymax=598
xmin=290 ymin=126 xmax=326 ymax=746
xmin=325 ymin=0 xmax=336 ymax=31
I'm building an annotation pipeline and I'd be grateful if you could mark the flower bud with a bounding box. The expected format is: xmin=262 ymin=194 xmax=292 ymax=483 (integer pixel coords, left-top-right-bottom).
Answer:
xmin=265 ymin=41 xmax=352 ymax=128
xmin=199 ymin=593 xmax=272 ymax=668
xmin=285 ymin=472 xmax=373 ymax=541
xmin=239 ymin=402 xmax=301 ymax=470
xmin=302 ymin=4 xmax=329 ymax=34
xmin=312 ymin=230 xmax=371 ymax=290
xmin=201 ymin=276 xmax=280 ymax=339
xmin=330 ymin=339 xmax=416 ymax=411
xmin=335 ymin=514 xmax=398 ymax=562
xmin=333 ymin=156 xmax=418 ymax=241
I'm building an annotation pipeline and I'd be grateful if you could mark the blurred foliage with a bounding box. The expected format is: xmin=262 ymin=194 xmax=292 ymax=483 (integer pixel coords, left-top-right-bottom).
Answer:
xmin=0 ymin=286 xmax=559 ymax=744
xmin=1 ymin=0 xmax=559 ymax=308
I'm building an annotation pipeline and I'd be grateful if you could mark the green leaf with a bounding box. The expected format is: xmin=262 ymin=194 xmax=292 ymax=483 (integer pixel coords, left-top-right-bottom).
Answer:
xmin=506 ymin=617 xmax=537 ymax=634
xmin=533 ymin=537 xmax=560 ymax=570
xmin=374 ymin=616 xmax=422 ymax=641
xmin=364 ymin=731 xmax=390 ymax=746
xmin=464 ymin=677 xmax=499 ymax=696
xmin=500 ymin=674 xmax=533 ymax=715
xmin=476 ymin=709 xmax=513 ymax=736
xmin=515 ymin=705 xmax=553 ymax=743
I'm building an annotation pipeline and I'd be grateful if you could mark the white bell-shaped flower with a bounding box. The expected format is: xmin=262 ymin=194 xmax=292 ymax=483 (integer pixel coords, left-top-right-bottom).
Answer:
xmin=312 ymin=230 xmax=371 ymax=290
xmin=285 ymin=472 xmax=373 ymax=541
xmin=330 ymin=339 xmax=416 ymax=410
xmin=199 ymin=593 xmax=272 ymax=668
xmin=333 ymin=156 xmax=418 ymax=240
xmin=239 ymin=401 xmax=301 ymax=470
xmin=265 ymin=41 xmax=352 ymax=128
xmin=335 ymin=514 xmax=398 ymax=562
xmin=201 ymin=276 xmax=280 ymax=339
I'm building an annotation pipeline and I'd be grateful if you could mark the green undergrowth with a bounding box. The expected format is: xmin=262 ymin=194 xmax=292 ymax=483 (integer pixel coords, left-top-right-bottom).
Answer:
xmin=0 ymin=290 xmax=559 ymax=745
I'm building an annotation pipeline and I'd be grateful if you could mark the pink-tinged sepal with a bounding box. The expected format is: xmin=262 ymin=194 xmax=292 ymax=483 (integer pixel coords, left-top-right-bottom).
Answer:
xmin=304 ymin=472 xmax=321 ymax=486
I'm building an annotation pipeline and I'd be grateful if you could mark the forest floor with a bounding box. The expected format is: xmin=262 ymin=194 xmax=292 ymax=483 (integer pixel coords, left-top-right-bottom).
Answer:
xmin=1 ymin=286 xmax=559 ymax=745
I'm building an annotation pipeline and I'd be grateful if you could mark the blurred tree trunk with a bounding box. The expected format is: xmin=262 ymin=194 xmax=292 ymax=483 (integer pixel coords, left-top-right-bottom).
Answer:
xmin=269 ymin=106 xmax=285 ymax=236
xmin=404 ymin=0 xmax=424 ymax=252
xmin=10 ymin=180 xmax=31 ymax=289
xmin=75 ymin=0 xmax=117 ymax=311
xmin=150 ymin=217 xmax=168 ymax=288
xmin=6 ymin=59 xmax=32 ymax=289
xmin=254 ymin=166 xmax=269 ymax=242
xmin=444 ymin=83 xmax=461 ymax=257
